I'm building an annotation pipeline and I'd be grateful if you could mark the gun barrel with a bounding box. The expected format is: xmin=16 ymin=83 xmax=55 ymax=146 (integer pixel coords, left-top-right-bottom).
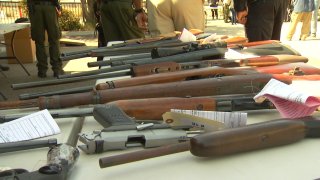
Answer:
xmin=19 ymin=85 xmax=94 ymax=100
xmin=87 ymin=53 xmax=151 ymax=67
xmin=0 ymin=138 xmax=57 ymax=154
xmin=0 ymin=107 xmax=93 ymax=123
xmin=99 ymin=141 xmax=190 ymax=168
xmin=11 ymin=70 xmax=131 ymax=90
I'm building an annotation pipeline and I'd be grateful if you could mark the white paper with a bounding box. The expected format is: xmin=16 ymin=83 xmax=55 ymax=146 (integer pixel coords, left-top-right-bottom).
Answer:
xmin=254 ymin=78 xmax=320 ymax=118
xmin=224 ymin=48 xmax=259 ymax=59
xmin=179 ymin=28 xmax=197 ymax=42
xmin=170 ymin=109 xmax=247 ymax=128
xmin=0 ymin=109 xmax=60 ymax=143
xmin=290 ymin=80 xmax=320 ymax=97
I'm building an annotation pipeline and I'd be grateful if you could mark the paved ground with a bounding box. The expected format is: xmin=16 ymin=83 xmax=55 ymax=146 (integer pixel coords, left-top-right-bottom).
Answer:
xmin=0 ymin=19 xmax=319 ymax=101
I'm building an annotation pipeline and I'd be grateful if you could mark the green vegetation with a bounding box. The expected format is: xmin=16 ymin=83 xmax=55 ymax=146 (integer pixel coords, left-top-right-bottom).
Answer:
xmin=59 ymin=9 xmax=84 ymax=31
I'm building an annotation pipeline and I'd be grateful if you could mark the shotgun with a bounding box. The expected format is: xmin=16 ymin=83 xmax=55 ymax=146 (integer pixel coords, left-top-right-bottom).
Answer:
xmin=99 ymin=117 xmax=320 ymax=168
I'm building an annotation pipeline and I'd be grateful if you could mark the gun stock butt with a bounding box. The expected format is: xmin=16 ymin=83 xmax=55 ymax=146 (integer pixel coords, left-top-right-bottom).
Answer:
xmin=190 ymin=120 xmax=306 ymax=157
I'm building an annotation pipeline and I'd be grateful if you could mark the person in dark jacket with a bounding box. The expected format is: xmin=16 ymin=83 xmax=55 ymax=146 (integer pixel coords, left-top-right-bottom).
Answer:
xmin=234 ymin=0 xmax=289 ymax=42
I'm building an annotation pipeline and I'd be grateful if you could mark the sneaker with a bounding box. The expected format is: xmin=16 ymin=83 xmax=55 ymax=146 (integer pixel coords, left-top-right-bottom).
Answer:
xmin=53 ymin=70 xmax=65 ymax=78
xmin=38 ymin=72 xmax=47 ymax=78
xmin=311 ymin=33 xmax=316 ymax=38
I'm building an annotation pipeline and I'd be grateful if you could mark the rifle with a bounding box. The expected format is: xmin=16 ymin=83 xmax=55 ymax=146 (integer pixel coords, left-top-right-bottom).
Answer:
xmin=98 ymin=117 xmax=320 ymax=168
xmin=87 ymin=42 xmax=227 ymax=68
xmin=93 ymin=57 xmax=309 ymax=91
xmin=86 ymin=41 xmax=296 ymax=69
xmin=10 ymin=55 xmax=309 ymax=90
xmin=60 ymin=38 xmax=192 ymax=61
xmin=0 ymin=94 xmax=273 ymax=122
xmin=94 ymin=66 xmax=256 ymax=90
xmin=1 ymin=74 xmax=283 ymax=110
xmin=85 ymin=36 xmax=256 ymax=68
xmin=58 ymin=47 xmax=227 ymax=79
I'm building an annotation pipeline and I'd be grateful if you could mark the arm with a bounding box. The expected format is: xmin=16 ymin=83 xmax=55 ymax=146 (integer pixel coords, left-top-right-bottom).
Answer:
xmin=132 ymin=0 xmax=148 ymax=31
xmin=234 ymin=0 xmax=248 ymax=24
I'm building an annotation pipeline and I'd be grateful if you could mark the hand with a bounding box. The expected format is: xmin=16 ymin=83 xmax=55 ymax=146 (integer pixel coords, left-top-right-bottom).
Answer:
xmin=236 ymin=10 xmax=248 ymax=25
xmin=56 ymin=7 xmax=62 ymax=16
xmin=135 ymin=12 xmax=148 ymax=32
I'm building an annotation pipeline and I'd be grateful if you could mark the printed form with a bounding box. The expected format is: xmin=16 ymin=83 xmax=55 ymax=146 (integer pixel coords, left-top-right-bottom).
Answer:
xmin=0 ymin=109 xmax=60 ymax=143
xmin=254 ymin=79 xmax=320 ymax=119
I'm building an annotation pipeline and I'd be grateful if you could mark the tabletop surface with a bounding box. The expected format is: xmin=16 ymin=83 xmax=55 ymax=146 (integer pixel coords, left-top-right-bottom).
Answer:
xmin=0 ymin=23 xmax=30 ymax=35
xmin=0 ymin=107 xmax=320 ymax=180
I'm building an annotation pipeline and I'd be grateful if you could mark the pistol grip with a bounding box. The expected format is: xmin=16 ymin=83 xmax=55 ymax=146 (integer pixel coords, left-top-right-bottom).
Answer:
xmin=93 ymin=103 xmax=135 ymax=128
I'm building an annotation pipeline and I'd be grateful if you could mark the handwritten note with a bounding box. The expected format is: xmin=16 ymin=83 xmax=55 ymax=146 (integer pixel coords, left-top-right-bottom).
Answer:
xmin=0 ymin=109 xmax=60 ymax=143
xmin=170 ymin=109 xmax=247 ymax=128
xmin=254 ymin=79 xmax=320 ymax=118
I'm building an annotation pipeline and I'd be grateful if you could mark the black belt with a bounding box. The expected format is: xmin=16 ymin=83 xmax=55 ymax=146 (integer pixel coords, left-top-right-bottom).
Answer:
xmin=102 ymin=0 xmax=132 ymax=3
xmin=34 ymin=1 xmax=54 ymax=5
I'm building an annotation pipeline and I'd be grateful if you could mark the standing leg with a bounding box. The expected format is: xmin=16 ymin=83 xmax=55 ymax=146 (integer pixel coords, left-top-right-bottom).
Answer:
xmin=29 ymin=4 xmax=47 ymax=77
xmin=300 ymin=12 xmax=313 ymax=40
xmin=286 ymin=12 xmax=303 ymax=40
xmin=44 ymin=5 xmax=62 ymax=77
xmin=311 ymin=0 xmax=320 ymax=37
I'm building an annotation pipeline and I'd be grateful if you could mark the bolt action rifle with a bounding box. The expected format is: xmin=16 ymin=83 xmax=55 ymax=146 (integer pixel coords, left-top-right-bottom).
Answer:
xmin=1 ymin=74 xmax=286 ymax=110
xmin=5 ymin=62 xmax=320 ymax=110
xmin=0 ymin=94 xmax=273 ymax=122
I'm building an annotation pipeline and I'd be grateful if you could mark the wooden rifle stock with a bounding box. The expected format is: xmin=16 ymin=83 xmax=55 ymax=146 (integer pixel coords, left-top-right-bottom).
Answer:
xmin=227 ymin=40 xmax=280 ymax=48
xmin=239 ymin=55 xmax=308 ymax=67
xmin=99 ymin=118 xmax=320 ymax=168
xmin=254 ymin=62 xmax=320 ymax=75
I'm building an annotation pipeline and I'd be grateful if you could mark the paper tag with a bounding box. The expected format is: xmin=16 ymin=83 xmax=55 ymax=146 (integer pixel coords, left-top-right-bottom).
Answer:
xmin=0 ymin=109 xmax=60 ymax=143
xmin=169 ymin=109 xmax=247 ymax=128
xmin=254 ymin=78 xmax=320 ymax=118
xmin=162 ymin=112 xmax=225 ymax=132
